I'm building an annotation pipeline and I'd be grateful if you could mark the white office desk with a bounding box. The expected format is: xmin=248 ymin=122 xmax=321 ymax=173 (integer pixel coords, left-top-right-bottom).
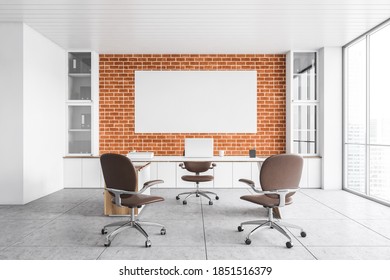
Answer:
xmin=129 ymin=156 xmax=266 ymax=189
xmin=129 ymin=155 xmax=266 ymax=163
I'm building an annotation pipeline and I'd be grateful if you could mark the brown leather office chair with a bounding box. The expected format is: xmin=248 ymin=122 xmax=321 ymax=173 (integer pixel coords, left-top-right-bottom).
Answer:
xmin=100 ymin=153 xmax=166 ymax=247
xmin=238 ymin=154 xmax=306 ymax=248
xmin=176 ymin=161 xmax=219 ymax=205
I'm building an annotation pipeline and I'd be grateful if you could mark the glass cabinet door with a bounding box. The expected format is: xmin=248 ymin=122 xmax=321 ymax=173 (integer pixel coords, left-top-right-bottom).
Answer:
xmin=292 ymin=52 xmax=318 ymax=155
xmin=68 ymin=52 xmax=91 ymax=74
xmin=67 ymin=52 xmax=93 ymax=155
xmin=68 ymin=106 xmax=92 ymax=154
xmin=293 ymin=52 xmax=317 ymax=101
xmin=68 ymin=52 xmax=92 ymax=101
xmin=68 ymin=75 xmax=91 ymax=100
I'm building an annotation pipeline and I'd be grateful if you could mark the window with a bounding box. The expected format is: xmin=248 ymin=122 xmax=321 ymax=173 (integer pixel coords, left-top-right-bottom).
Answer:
xmin=344 ymin=20 xmax=390 ymax=204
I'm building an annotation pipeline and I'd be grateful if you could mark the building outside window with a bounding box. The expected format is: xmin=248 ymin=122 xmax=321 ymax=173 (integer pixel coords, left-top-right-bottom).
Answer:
xmin=344 ymin=21 xmax=390 ymax=204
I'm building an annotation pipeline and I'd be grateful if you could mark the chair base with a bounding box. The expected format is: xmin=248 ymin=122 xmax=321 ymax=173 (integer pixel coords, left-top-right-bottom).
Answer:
xmin=238 ymin=207 xmax=306 ymax=248
xmin=102 ymin=208 xmax=165 ymax=247
xmin=176 ymin=184 xmax=219 ymax=205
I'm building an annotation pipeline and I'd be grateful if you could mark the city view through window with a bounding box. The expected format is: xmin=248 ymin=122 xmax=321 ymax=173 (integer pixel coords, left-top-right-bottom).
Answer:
xmin=345 ymin=22 xmax=390 ymax=203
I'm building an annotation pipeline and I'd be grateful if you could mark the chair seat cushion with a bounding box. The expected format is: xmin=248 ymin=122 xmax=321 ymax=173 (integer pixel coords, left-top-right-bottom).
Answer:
xmin=182 ymin=175 xmax=214 ymax=183
xmin=119 ymin=194 xmax=164 ymax=208
xmin=240 ymin=194 xmax=293 ymax=207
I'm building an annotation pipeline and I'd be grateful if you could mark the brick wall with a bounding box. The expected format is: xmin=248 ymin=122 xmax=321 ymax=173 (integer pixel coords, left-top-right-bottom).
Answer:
xmin=99 ymin=54 xmax=286 ymax=156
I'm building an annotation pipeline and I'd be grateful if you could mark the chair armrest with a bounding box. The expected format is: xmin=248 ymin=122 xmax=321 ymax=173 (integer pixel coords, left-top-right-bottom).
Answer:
xmin=141 ymin=179 xmax=164 ymax=193
xmin=209 ymin=163 xmax=217 ymax=169
xmin=238 ymin=179 xmax=298 ymax=207
xmin=105 ymin=187 xmax=137 ymax=206
xmin=239 ymin=178 xmax=261 ymax=194
xmin=179 ymin=163 xmax=185 ymax=169
xmin=239 ymin=178 xmax=255 ymax=187
xmin=255 ymin=189 xmax=298 ymax=207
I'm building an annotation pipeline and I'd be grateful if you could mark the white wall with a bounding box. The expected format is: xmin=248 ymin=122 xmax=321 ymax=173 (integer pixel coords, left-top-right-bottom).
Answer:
xmin=0 ymin=23 xmax=24 ymax=204
xmin=22 ymin=24 xmax=66 ymax=203
xmin=319 ymin=47 xmax=343 ymax=190
xmin=0 ymin=23 xmax=66 ymax=204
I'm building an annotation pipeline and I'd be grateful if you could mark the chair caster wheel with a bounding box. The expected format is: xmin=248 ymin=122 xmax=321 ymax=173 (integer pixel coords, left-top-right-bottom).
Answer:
xmin=160 ymin=228 xmax=166 ymax=235
xmin=286 ymin=241 xmax=293 ymax=248
xmin=196 ymin=194 xmax=200 ymax=197
xmin=238 ymin=226 xmax=244 ymax=232
xmin=145 ymin=240 xmax=151 ymax=248
xmin=101 ymin=228 xmax=107 ymax=235
xmin=215 ymin=196 xmax=219 ymax=200
xmin=104 ymin=240 xmax=111 ymax=247
xmin=176 ymin=196 xmax=180 ymax=200
xmin=300 ymin=231 xmax=307 ymax=238
xmin=183 ymin=200 xmax=187 ymax=205
xmin=209 ymin=201 xmax=213 ymax=205
xmin=245 ymin=238 xmax=251 ymax=245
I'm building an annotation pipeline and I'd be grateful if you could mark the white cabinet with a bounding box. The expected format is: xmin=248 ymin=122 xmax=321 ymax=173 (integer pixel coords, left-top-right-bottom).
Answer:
xmin=137 ymin=165 xmax=151 ymax=196
xmin=176 ymin=164 xmax=195 ymax=188
xmin=251 ymin=162 xmax=261 ymax=187
xmin=149 ymin=162 xmax=158 ymax=181
xmin=137 ymin=159 xmax=264 ymax=189
xmin=63 ymin=158 xmax=82 ymax=188
xmin=213 ymin=162 xmax=233 ymax=188
xmin=63 ymin=157 xmax=103 ymax=188
xmin=299 ymin=157 xmax=321 ymax=189
xmin=232 ymin=162 xmax=252 ymax=188
xmin=156 ymin=162 xmax=177 ymax=188
xmin=176 ymin=165 xmax=214 ymax=188
xmin=307 ymin=157 xmax=321 ymax=188
xmin=82 ymin=158 xmax=103 ymax=188
xmin=299 ymin=159 xmax=308 ymax=188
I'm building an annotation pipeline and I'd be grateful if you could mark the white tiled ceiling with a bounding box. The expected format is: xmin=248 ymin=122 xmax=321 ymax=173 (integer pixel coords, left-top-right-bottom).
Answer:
xmin=1 ymin=0 xmax=389 ymax=53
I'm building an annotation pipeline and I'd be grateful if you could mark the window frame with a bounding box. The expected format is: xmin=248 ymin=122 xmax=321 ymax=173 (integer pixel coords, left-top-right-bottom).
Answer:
xmin=343 ymin=18 xmax=390 ymax=206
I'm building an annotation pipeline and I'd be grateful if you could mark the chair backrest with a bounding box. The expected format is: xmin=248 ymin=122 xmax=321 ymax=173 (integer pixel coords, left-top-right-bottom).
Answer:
xmin=183 ymin=161 xmax=212 ymax=173
xmin=100 ymin=153 xmax=137 ymax=192
xmin=260 ymin=154 xmax=303 ymax=197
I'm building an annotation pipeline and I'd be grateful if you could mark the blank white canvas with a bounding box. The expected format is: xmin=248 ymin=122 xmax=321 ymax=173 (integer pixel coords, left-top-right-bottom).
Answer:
xmin=135 ymin=71 xmax=257 ymax=133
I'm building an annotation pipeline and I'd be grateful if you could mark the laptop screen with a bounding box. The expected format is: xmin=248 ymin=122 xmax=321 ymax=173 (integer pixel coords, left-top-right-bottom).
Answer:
xmin=184 ymin=138 xmax=214 ymax=158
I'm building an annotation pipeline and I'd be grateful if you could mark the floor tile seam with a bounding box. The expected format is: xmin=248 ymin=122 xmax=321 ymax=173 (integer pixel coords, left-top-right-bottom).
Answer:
xmin=2 ymin=198 xmax=93 ymax=250
xmin=0 ymin=218 xmax=55 ymax=221
xmin=7 ymin=244 xmax=207 ymax=249
xmin=280 ymin=216 xmax=390 ymax=243
xmin=283 ymin=227 xmax=318 ymax=259
xmin=4 ymin=245 xmax=110 ymax=248
xmin=200 ymin=197 xmax=209 ymax=260
xmin=203 ymin=245 xmax=305 ymax=248
xmin=303 ymin=245 xmax=390 ymax=247
xmin=98 ymin=245 xmax=206 ymax=249
xmin=96 ymin=246 xmax=108 ymax=260
xmin=296 ymin=191 xmax=390 ymax=240
xmin=2 ymin=218 xmax=58 ymax=250
xmin=97 ymin=245 xmax=207 ymax=248
xmin=51 ymin=197 xmax=96 ymax=219
xmin=346 ymin=219 xmax=390 ymax=241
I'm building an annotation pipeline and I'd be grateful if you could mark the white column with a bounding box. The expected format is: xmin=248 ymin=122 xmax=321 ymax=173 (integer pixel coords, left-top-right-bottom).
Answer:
xmin=318 ymin=47 xmax=343 ymax=190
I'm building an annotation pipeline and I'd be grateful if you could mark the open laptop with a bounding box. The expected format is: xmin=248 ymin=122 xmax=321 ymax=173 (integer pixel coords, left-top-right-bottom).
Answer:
xmin=184 ymin=138 xmax=214 ymax=158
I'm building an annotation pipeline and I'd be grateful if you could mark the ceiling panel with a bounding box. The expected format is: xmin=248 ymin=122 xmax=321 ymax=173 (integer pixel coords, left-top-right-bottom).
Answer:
xmin=0 ymin=0 xmax=389 ymax=53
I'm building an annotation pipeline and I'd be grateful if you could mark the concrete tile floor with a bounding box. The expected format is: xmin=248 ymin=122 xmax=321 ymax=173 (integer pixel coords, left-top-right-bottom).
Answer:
xmin=0 ymin=188 xmax=389 ymax=260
